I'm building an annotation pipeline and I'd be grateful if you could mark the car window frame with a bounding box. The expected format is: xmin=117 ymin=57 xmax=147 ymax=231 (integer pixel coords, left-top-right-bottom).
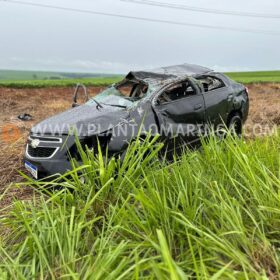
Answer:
xmin=196 ymin=75 xmax=226 ymax=93
xmin=154 ymin=78 xmax=199 ymax=106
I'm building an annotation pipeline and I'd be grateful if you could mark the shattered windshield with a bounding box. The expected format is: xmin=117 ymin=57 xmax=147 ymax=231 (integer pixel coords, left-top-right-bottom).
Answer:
xmin=86 ymin=81 xmax=153 ymax=109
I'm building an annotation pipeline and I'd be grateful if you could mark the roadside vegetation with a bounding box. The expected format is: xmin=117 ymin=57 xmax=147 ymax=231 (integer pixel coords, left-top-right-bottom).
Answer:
xmin=0 ymin=132 xmax=280 ymax=278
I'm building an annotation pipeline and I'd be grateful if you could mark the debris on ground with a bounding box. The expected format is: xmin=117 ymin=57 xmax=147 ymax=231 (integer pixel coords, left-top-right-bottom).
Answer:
xmin=17 ymin=113 xmax=33 ymax=121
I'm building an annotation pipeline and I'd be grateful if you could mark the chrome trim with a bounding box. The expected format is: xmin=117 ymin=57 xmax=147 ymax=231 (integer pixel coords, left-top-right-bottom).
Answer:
xmin=25 ymin=145 xmax=59 ymax=160
xmin=28 ymin=136 xmax=62 ymax=143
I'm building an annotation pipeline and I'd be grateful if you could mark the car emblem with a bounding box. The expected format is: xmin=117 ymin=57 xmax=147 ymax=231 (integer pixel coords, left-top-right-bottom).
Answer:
xmin=30 ymin=139 xmax=40 ymax=149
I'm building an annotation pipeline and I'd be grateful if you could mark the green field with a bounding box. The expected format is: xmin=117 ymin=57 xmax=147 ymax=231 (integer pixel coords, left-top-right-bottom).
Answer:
xmin=0 ymin=69 xmax=279 ymax=88
xmin=226 ymin=70 xmax=280 ymax=84
xmin=0 ymin=77 xmax=123 ymax=88
xmin=0 ymin=69 xmax=122 ymax=88
xmin=0 ymin=133 xmax=280 ymax=278
xmin=0 ymin=69 xmax=119 ymax=81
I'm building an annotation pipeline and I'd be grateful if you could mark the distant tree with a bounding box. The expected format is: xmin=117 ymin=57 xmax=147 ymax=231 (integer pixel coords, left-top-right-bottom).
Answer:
xmin=33 ymin=74 xmax=38 ymax=80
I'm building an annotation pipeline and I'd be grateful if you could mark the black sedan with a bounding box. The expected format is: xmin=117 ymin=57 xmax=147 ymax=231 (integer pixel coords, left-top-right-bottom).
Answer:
xmin=24 ymin=63 xmax=249 ymax=179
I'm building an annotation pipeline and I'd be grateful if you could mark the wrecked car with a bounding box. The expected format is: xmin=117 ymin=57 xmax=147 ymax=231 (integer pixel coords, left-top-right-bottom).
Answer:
xmin=24 ymin=63 xmax=249 ymax=179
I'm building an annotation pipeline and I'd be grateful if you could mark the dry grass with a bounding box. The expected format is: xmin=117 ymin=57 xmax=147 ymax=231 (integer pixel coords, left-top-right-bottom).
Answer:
xmin=245 ymin=83 xmax=280 ymax=136
xmin=0 ymin=84 xmax=279 ymax=207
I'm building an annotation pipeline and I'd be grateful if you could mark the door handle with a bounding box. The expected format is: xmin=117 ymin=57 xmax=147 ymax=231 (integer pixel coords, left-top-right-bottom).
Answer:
xmin=194 ymin=104 xmax=203 ymax=111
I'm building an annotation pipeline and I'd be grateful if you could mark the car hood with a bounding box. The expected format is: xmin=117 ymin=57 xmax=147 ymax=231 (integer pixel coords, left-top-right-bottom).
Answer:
xmin=31 ymin=104 xmax=130 ymax=137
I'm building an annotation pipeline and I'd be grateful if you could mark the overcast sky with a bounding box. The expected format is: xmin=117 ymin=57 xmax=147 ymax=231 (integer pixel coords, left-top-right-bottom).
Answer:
xmin=1 ymin=0 xmax=280 ymax=73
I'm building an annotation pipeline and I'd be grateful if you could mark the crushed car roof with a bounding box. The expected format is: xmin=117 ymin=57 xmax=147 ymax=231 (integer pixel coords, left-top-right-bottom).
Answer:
xmin=125 ymin=63 xmax=213 ymax=82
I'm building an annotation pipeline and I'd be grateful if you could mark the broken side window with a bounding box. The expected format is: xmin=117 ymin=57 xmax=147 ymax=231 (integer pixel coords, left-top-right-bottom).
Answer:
xmin=157 ymin=81 xmax=196 ymax=105
xmin=197 ymin=76 xmax=225 ymax=93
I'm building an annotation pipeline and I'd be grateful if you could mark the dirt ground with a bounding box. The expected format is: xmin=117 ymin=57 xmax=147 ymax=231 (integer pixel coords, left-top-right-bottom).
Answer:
xmin=0 ymin=87 xmax=103 ymax=206
xmin=0 ymin=84 xmax=279 ymax=206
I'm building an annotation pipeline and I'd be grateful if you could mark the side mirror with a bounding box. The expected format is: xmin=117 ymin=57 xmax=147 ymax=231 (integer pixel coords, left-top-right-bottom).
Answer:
xmin=72 ymin=84 xmax=89 ymax=107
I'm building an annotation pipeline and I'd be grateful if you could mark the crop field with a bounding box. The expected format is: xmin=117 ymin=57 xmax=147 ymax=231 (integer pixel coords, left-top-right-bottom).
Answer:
xmin=0 ymin=70 xmax=279 ymax=88
xmin=226 ymin=71 xmax=280 ymax=84
xmin=0 ymin=74 xmax=279 ymax=278
xmin=0 ymin=69 xmax=122 ymax=88
xmin=0 ymin=77 xmax=122 ymax=89
xmin=0 ymin=69 xmax=120 ymax=81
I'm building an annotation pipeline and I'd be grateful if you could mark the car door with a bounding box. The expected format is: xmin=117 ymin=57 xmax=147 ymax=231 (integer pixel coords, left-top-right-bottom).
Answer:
xmin=197 ymin=75 xmax=230 ymax=128
xmin=153 ymin=79 xmax=205 ymax=150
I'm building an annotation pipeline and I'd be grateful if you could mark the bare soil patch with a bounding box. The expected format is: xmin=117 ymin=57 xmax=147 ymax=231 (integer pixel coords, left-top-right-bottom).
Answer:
xmin=245 ymin=83 xmax=280 ymax=136
xmin=0 ymin=87 xmax=103 ymax=207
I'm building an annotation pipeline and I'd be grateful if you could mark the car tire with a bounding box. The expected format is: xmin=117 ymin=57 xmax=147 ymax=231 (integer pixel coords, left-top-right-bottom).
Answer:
xmin=228 ymin=113 xmax=243 ymax=137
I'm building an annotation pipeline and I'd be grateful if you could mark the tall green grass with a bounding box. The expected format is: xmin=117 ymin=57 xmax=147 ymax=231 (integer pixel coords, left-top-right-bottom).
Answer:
xmin=0 ymin=133 xmax=280 ymax=279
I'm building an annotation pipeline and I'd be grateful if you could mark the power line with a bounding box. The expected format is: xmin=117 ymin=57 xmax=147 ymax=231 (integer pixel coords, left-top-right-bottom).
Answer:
xmin=121 ymin=0 xmax=280 ymax=19
xmin=1 ymin=0 xmax=280 ymax=35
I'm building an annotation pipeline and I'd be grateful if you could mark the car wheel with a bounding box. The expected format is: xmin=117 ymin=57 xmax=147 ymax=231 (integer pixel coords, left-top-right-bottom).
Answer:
xmin=228 ymin=114 xmax=242 ymax=137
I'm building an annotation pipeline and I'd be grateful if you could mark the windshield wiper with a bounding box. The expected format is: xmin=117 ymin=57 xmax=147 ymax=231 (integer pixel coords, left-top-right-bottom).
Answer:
xmin=92 ymin=98 xmax=103 ymax=109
